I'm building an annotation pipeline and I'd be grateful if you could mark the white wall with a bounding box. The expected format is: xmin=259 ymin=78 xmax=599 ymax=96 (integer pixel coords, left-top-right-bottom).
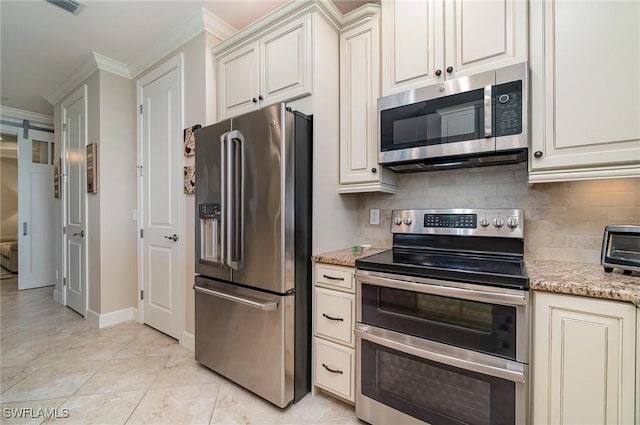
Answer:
xmin=98 ymin=70 xmax=136 ymax=313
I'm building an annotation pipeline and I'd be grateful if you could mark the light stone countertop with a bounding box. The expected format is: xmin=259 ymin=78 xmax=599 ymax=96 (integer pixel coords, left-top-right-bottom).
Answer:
xmin=312 ymin=248 xmax=640 ymax=307
xmin=312 ymin=247 xmax=388 ymax=268
xmin=526 ymin=260 xmax=640 ymax=307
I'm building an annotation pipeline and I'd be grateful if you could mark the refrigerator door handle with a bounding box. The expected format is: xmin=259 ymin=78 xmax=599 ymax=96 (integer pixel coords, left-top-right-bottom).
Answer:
xmin=194 ymin=284 xmax=278 ymax=311
xmin=219 ymin=131 xmax=230 ymax=267
xmin=225 ymin=130 xmax=244 ymax=270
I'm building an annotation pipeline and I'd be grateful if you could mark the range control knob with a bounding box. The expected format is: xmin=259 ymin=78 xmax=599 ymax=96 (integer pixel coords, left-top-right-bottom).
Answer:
xmin=394 ymin=216 xmax=402 ymax=225
xmin=507 ymin=217 xmax=519 ymax=229
xmin=479 ymin=216 xmax=490 ymax=227
xmin=403 ymin=217 xmax=412 ymax=225
xmin=493 ymin=217 xmax=504 ymax=228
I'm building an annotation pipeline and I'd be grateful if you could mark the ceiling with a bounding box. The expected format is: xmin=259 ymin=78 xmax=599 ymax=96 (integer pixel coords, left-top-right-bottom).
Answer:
xmin=0 ymin=0 xmax=373 ymax=117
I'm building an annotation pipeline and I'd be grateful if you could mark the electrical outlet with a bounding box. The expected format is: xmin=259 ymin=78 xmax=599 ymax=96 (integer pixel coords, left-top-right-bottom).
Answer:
xmin=369 ymin=208 xmax=380 ymax=225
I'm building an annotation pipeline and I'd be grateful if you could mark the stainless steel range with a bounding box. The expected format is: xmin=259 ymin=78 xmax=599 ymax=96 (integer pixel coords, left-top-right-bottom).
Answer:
xmin=355 ymin=208 xmax=529 ymax=425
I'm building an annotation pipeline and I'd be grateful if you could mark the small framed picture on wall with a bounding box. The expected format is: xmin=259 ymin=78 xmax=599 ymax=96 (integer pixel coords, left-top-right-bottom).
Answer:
xmin=183 ymin=124 xmax=201 ymax=157
xmin=86 ymin=143 xmax=97 ymax=194
xmin=184 ymin=165 xmax=195 ymax=195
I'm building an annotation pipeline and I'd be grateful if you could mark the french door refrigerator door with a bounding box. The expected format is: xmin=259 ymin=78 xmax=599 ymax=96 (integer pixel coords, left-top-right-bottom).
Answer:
xmin=195 ymin=120 xmax=232 ymax=283
xmin=226 ymin=104 xmax=295 ymax=293
xmin=194 ymin=276 xmax=294 ymax=408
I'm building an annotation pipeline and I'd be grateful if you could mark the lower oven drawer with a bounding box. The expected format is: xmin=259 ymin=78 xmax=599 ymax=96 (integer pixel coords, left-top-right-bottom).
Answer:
xmin=355 ymin=325 xmax=527 ymax=425
xmin=314 ymin=337 xmax=355 ymax=401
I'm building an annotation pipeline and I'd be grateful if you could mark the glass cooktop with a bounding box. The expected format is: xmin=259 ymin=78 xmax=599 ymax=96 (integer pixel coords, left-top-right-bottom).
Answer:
xmin=356 ymin=248 xmax=529 ymax=290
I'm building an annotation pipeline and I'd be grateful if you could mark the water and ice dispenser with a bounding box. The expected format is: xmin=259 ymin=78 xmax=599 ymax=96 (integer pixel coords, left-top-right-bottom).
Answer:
xmin=199 ymin=203 xmax=221 ymax=263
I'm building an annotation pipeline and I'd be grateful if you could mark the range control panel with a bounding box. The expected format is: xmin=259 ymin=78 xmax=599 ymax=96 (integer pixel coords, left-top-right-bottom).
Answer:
xmin=392 ymin=208 xmax=524 ymax=238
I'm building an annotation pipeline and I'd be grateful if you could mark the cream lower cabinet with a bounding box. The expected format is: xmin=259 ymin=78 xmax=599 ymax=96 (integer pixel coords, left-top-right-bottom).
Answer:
xmin=532 ymin=292 xmax=637 ymax=424
xmin=528 ymin=0 xmax=640 ymax=183
xmin=339 ymin=8 xmax=396 ymax=194
xmin=312 ymin=263 xmax=356 ymax=403
xmin=381 ymin=0 xmax=527 ymax=96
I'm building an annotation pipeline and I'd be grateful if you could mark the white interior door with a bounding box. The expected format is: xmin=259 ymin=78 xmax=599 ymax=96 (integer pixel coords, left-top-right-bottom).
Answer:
xmin=62 ymin=86 xmax=87 ymax=316
xmin=17 ymin=128 xmax=56 ymax=290
xmin=138 ymin=55 xmax=182 ymax=340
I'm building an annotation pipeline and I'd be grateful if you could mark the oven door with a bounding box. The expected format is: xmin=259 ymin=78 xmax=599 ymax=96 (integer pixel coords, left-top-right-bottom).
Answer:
xmin=356 ymin=271 xmax=528 ymax=362
xmin=355 ymin=324 xmax=527 ymax=425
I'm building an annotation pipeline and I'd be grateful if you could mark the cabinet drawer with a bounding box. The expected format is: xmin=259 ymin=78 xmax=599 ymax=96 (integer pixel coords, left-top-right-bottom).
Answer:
xmin=314 ymin=287 xmax=355 ymax=346
xmin=315 ymin=264 xmax=354 ymax=292
xmin=314 ymin=338 xmax=355 ymax=402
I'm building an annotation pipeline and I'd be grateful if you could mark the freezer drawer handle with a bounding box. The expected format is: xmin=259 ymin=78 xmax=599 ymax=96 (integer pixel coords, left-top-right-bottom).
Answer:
xmin=322 ymin=313 xmax=344 ymax=322
xmin=194 ymin=285 xmax=278 ymax=311
xmin=322 ymin=363 xmax=344 ymax=374
xmin=323 ymin=274 xmax=344 ymax=281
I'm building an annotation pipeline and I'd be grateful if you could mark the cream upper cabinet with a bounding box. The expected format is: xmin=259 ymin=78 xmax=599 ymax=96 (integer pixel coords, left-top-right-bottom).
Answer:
xmin=339 ymin=10 xmax=396 ymax=194
xmin=532 ymin=292 xmax=637 ymax=425
xmin=381 ymin=0 xmax=527 ymax=96
xmin=529 ymin=0 xmax=640 ymax=183
xmin=216 ymin=14 xmax=312 ymax=121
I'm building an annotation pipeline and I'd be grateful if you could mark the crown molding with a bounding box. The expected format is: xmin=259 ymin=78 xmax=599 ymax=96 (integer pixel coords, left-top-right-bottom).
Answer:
xmin=93 ymin=52 xmax=130 ymax=79
xmin=202 ymin=8 xmax=237 ymax=41
xmin=0 ymin=106 xmax=54 ymax=126
xmin=340 ymin=3 xmax=380 ymax=29
xmin=129 ymin=8 xmax=236 ymax=79
xmin=45 ymin=51 xmax=131 ymax=106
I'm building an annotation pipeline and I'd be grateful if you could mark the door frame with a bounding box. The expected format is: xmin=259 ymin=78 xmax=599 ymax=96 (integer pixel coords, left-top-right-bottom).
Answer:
xmin=135 ymin=53 xmax=184 ymax=339
xmin=61 ymin=85 xmax=89 ymax=315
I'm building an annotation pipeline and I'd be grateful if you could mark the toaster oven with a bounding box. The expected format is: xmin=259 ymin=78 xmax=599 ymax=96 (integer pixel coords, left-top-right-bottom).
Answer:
xmin=601 ymin=225 xmax=640 ymax=274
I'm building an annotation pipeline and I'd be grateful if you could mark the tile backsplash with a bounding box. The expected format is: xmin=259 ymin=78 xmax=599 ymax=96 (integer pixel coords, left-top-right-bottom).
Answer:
xmin=357 ymin=163 xmax=640 ymax=264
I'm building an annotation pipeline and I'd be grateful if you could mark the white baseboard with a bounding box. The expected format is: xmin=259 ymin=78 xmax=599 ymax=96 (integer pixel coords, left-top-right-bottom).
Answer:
xmin=181 ymin=331 xmax=195 ymax=352
xmin=53 ymin=289 xmax=63 ymax=304
xmin=87 ymin=307 xmax=138 ymax=328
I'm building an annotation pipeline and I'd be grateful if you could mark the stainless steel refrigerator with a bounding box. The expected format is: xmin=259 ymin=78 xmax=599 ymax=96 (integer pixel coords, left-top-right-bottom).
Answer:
xmin=193 ymin=103 xmax=312 ymax=408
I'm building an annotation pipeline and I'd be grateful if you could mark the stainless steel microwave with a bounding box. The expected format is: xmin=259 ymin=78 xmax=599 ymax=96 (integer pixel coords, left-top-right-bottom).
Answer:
xmin=378 ymin=62 xmax=528 ymax=172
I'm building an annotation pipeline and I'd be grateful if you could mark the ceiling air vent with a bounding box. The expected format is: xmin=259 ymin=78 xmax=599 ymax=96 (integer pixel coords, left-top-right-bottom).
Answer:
xmin=46 ymin=0 xmax=85 ymax=15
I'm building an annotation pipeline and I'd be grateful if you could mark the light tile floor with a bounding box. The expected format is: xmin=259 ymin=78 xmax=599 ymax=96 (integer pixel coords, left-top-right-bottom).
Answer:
xmin=0 ymin=278 xmax=361 ymax=424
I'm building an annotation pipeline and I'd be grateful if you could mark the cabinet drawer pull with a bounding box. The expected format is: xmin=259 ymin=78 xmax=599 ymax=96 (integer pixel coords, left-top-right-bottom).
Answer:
xmin=323 ymin=274 xmax=344 ymax=281
xmin=322 ymin=313 xmax=344 ymax=322
xmin=322 ymin=363 xmax=343 ymax=374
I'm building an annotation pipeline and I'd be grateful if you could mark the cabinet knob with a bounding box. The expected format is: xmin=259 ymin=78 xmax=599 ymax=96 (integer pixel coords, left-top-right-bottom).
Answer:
xmin=258 ymin=95 xmax=263 ymax=101
xmin=534 ymin=151 xmax=543 ymax=159
xmin=446 ymin=66 xmax=454 ymax=73
xmin=435 ymin=69 xmax=442 ymax=77
xmin=371 ymin=167 xmax=377 ymax=173
xmin=252 ymin=97 xmax=258 ymax=103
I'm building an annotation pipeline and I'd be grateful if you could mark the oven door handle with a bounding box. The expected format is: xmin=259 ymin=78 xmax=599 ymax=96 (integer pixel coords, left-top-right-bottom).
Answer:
xmin=355 ymin=325 xmax=526 ymax=383
xmin=355 ymin=272 xmax=527 ymax=306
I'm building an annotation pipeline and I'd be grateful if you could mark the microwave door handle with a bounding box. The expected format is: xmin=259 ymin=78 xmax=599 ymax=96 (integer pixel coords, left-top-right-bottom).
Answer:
xmin=484 ymin=84 xmax=492 ymax=138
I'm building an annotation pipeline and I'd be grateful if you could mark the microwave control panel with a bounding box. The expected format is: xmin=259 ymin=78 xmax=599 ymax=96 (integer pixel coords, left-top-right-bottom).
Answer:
xmin=493 ymin=80 xmax=522 ymax=137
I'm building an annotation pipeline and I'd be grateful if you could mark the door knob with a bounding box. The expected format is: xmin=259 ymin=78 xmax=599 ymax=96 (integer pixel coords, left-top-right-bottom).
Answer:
xmin=446 ymin=66 xmax=454 ymax=73
xmin=72 ymin=230 xmax=85 ymax=237
xmin=435 ymin=69 xmax=442 ymax=76
xmin=164 ymin=234 xmax=179 ymax=242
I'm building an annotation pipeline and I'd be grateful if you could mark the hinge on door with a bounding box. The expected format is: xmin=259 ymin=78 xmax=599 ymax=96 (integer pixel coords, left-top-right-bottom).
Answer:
xmin=63 ymin=122 xmax=67 ymax=131
xmin=140 ymin=229 xmax=143 ymax=238
xmin=140 ymin=290 xmax=144 ymax=300
xmin=63 ymin=226 xmax=66 ymax=234
xmin=63 ymin=277 xmax=67 ymax=286
xmin=137 ymin=165 xmax=143 ymax=176
xmin=139 ymin=105 xmax=143 ymax=114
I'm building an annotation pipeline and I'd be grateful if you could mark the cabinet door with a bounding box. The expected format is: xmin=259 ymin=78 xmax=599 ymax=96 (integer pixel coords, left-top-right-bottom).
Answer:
xmin=381 ymin=0 xmax=444 ymax=96
xmin=339 ymin=16 xmax=396 ymax=193
xmin=260 ymin=14 xmax=312 ymax=107
xmin=533 ymin=292 xmax=636 ymax=425
xmin=444 ymin=0 xmax=527 ymax=78
xmin=217 ymin=42 xmax=260 ymax=121
xmin=529 ymin=0 xmax=640 ymax=181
